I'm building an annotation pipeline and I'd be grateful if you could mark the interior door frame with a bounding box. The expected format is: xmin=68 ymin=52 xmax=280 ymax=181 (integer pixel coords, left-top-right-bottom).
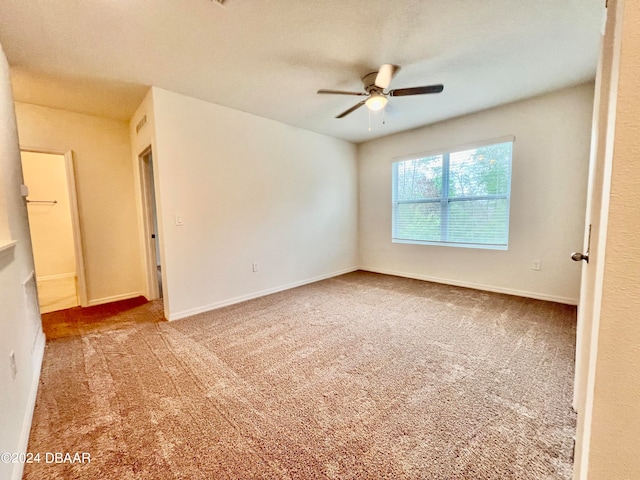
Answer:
xmin=20 ymin=147 xmax=88 ymax=307
xmin=138 ymin=146 xmax=160 ymax=300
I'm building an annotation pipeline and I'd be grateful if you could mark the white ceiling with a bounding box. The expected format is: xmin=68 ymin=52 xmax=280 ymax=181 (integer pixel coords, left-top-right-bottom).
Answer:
xmin=0 ymin=0 xmax=603 ymax=144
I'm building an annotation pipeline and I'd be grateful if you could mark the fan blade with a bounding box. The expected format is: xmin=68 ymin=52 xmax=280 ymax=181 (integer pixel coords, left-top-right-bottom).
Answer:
xmin=336 ymin=100 xmax=366 ymax=119
xmin=389 ymin=84 xmax=444 ymax=96
xmin=375 ymin=64 xmax=398 ymax=89
xmin=317 ymin=89 xmax=367 ymax=96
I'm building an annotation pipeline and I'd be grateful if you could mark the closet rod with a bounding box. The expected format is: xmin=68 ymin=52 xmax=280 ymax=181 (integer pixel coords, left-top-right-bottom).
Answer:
xmin=26 ymin=199 xmax=57 ymax=204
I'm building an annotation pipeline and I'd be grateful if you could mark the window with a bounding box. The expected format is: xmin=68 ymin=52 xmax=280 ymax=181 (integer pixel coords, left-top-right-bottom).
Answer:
xmin=392 ymin=138 xmax=513 ymax=250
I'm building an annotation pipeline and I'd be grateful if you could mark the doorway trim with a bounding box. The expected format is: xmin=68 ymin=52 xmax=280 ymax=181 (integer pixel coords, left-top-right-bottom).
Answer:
xmin=138 ymin=146 xmax=161 ymax=301
xmin=20 ymin=147 xmax=88 ymax=307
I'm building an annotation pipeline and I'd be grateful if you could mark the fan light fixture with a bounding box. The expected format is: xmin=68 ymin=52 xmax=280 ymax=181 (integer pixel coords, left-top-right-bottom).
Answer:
xmin=365 ymin=93 xmax=388 ymax=111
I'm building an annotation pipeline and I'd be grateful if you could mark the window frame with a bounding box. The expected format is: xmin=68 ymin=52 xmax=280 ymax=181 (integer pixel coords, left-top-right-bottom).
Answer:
xmin=391 ymin=136 xmax=515 ymax=250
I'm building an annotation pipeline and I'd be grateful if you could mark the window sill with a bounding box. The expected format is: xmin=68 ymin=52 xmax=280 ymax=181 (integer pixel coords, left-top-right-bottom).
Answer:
xmin=392 ymin=238 xmax=508 ymax=251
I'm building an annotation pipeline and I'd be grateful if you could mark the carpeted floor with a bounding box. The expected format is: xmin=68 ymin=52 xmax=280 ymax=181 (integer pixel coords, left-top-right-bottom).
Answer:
xmin=24 ymin=271 xmax=577 ymax=479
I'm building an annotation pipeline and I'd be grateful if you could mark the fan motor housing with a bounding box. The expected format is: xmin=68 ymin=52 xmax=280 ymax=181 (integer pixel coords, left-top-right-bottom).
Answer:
xmin=362 ymin=72 xmax=383 ymax=94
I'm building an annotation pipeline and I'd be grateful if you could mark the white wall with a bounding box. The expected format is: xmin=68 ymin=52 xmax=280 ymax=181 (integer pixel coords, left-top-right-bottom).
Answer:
xmin=13 ymin=103 xmax=143 ymax=305
xmin=0 ymin=44 xmax=45 ymax=480
xmin=358 ymin=83 xmax=594 ymax=304
xmin=148 ymin=87 xmax=358 ymax=320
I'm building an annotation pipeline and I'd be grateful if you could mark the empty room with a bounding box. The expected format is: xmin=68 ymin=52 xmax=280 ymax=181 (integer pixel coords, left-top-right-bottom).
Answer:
xmin=1 ymin=1 xmax=639 ymax=479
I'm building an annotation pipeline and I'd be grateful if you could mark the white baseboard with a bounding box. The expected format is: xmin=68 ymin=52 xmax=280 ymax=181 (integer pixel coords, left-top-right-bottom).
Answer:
xmin=87 ymin=291 xmax=142 ymax=307
xmin=169 ymin=266 xmax=359 ymax=321
xmin=360 ymin=266 xmax=578 ymax=305
xmin=12 ymin=331 xmax=45 ymax=480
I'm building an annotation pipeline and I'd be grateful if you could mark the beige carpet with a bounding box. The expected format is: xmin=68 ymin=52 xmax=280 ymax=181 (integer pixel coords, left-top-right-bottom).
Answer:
xmin=24 ymin=271 xmax=576 ymax=479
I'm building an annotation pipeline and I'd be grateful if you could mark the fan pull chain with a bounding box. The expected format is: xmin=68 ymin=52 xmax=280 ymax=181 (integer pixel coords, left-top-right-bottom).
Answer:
xmin=382 ymin=106 xmax=386 ymax=125
xmin=368 ymin=108 xmax=372 ymax=131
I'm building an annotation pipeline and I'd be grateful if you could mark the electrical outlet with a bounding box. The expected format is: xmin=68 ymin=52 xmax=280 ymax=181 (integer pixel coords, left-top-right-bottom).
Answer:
xmin=252 ymin=262 xmax=259 ymax=272
xmin=532 ymin=260 xmax=541 ymax=271
xmin=9 ymin=351 xmax=17 ymax=381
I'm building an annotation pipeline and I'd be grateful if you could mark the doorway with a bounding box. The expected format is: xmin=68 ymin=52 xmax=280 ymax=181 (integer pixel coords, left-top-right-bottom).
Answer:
xmin=139 ymin=148 xmax=162 ymax=299
xmin=20 ymin=150 xmax=87 ymax=313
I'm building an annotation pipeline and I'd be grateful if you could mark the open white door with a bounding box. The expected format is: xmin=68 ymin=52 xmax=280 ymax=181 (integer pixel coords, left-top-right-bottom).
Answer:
xmin=572 ymin=0 xmax=623 ymax=478
xmin=572 ymin=0 xmax=619 ymax=414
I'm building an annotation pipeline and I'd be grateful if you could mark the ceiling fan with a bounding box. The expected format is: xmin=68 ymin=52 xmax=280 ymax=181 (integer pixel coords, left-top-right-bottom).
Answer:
xmin=317 ymin=64 xmax=444 ymax=119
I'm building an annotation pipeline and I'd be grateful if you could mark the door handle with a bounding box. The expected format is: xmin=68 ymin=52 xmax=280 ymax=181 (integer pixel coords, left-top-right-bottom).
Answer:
xmin=571 ymin=252 xmax=589 ymax=263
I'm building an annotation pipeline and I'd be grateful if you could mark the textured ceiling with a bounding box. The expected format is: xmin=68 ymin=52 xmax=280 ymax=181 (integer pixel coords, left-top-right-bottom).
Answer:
xmin=0 ymin=0 xmax=603 ymax=143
